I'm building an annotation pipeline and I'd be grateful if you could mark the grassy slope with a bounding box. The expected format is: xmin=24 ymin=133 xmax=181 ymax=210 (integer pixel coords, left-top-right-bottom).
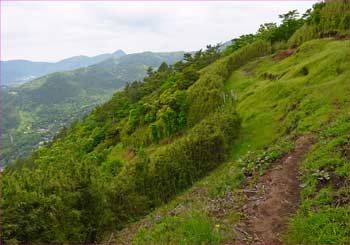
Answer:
xmin=110 ymin=39 xmax=350 ymax=244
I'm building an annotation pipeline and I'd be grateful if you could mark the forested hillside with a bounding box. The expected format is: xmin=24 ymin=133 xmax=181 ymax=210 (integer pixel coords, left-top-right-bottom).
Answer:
xmin=2 ymin=51 xmax=184 ymax=166
xmin=2 ymin=0 xmax=350 ymax=244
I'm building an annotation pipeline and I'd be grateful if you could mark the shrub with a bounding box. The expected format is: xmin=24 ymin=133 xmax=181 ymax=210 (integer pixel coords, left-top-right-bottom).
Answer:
xmin=144 ymin=107 xmax=241 ymax=204
xmin=187 ymin=41 xmax=271 ymax=126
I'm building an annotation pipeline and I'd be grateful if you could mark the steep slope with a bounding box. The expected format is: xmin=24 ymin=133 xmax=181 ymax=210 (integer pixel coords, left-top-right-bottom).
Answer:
xmin=110 ymin=39 xmax=350 ymax=244
xmin=1 ymin=51 xmax=184 ymax=166
xmin=2 ymin=1 xmax=350 ymax=244
xmin=2 ymin=42 xmax=244 ymax=243
xmin=0 ymin=49 xmax=126 ymax=86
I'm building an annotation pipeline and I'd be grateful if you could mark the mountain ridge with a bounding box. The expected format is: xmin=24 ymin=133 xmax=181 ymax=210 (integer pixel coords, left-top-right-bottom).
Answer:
xmin=0 ymin=49 xmax=126 ymax=86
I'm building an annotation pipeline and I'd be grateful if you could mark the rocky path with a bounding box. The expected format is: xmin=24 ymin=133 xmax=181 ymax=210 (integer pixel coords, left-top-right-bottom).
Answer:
xmin=236 ymin=135 xmax=314 ymax=243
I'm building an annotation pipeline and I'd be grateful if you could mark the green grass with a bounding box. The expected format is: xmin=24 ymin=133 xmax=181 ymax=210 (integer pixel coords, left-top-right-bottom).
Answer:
xmin=285 ymin=206 xmax=350 ymax=244
xmin=227 ymin=39 xmax=349 ymax=155
xmin=285 ymin=116 xmax=350 ymax=244
xmin=228 ymin=39 xmax=350 ymax=243
xmin=110 ymin=39 xmax=350 ymax=244
xmin=132 ymin=212 xmax=221 ymax=244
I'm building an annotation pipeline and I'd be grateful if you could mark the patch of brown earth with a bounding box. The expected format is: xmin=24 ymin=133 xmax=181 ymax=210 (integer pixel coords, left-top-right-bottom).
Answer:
xmin=107 ymin=217 xmax=151 ymax=244
xmin=121 ymin=147 xmax=136 ymax=161
xmin=236 ymin=135 xmax=314 ymax=244
xmin=273 ymin=48 xmax=296 ymax=61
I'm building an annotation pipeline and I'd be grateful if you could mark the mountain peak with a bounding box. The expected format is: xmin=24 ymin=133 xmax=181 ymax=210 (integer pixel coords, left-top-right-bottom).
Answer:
xmin=113 ymin=49 xmax=126 ymax=58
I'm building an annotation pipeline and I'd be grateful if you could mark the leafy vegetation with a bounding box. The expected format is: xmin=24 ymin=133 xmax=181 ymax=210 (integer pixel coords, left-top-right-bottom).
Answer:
xmin=288 ymin=0 xmax=350 ymax=46
xmin=2 ymin=0 xmax=350 ymax=244
xmin=2 ymin=51 xmax=184 ymax=166
xmin=222 ymin=8 xmax=304 ymax=56
xmin=109 ymin=36 xmax=350 ymax=244
xmin=237 ymin=138 xmax=294 ymax=177
xmin=2 ymin=44 xmax=241 ymax=243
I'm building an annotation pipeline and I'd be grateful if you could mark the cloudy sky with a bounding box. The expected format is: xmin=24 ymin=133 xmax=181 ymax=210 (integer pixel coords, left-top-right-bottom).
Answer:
xmin=2 ymin=1 xmax=316 ymax=62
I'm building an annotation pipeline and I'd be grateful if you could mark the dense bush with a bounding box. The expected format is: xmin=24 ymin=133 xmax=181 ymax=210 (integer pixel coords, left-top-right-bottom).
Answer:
xmin=145 ymin=107 xmax=240 ymax=204
xmin=288 ymin=0 xmax=350 ymax=46
xmin=2 ymin=43 xmax=238 ymax=243
xmin=187 ymin=40 xmax=271 ymax=126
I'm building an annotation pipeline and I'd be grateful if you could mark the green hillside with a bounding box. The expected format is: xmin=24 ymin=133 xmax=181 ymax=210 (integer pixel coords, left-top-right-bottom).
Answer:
xmin=2 ymin=51 xmax=184 ymax=166
xmin=112 ymin=38 xmax=350 ymax=245
xmin=2 ymin=0 xmax=350 ymax=244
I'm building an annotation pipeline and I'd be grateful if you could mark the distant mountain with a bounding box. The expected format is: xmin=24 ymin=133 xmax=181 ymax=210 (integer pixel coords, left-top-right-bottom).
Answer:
xmin=2 ymin=50 xmax=184 ymax=165
xmin=0 ymin=49 xmax=126 ymax=86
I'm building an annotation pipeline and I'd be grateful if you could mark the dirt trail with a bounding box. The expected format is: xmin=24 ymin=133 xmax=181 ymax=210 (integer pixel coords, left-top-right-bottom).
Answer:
xmin=236 ymin=135 xmax=314 ymax=244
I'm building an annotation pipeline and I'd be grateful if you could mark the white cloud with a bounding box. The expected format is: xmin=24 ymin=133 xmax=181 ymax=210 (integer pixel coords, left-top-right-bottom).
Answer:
xmin=1 ymin=1 xmax=316 ymax=62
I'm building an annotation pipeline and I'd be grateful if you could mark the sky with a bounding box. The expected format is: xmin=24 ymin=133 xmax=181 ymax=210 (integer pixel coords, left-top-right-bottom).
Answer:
xmin=1 ymin=1 xmax=317 ymax=62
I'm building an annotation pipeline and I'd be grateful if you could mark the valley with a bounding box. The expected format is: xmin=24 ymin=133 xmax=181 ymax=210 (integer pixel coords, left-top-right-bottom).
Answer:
xmin=1 ymin=51 xmax=184 ymax=165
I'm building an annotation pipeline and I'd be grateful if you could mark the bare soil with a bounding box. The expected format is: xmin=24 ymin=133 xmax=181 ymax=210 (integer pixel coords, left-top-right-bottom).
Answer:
xmin=236 ymin=135 xmax=314 ymax=243
xmin=273 ymin=48 xmax=296 ymax=61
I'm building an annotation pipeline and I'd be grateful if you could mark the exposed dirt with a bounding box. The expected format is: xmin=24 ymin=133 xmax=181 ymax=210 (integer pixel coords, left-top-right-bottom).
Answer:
xmin=236 ymin=135 xmax=314 ymax=244
xmin=273 ymin=48 xmax=296 ymax=61
xmin=108 ymin=217 xmax=151 ymax=244
xmin=121 ymin=147 xmax=136 ymax=162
